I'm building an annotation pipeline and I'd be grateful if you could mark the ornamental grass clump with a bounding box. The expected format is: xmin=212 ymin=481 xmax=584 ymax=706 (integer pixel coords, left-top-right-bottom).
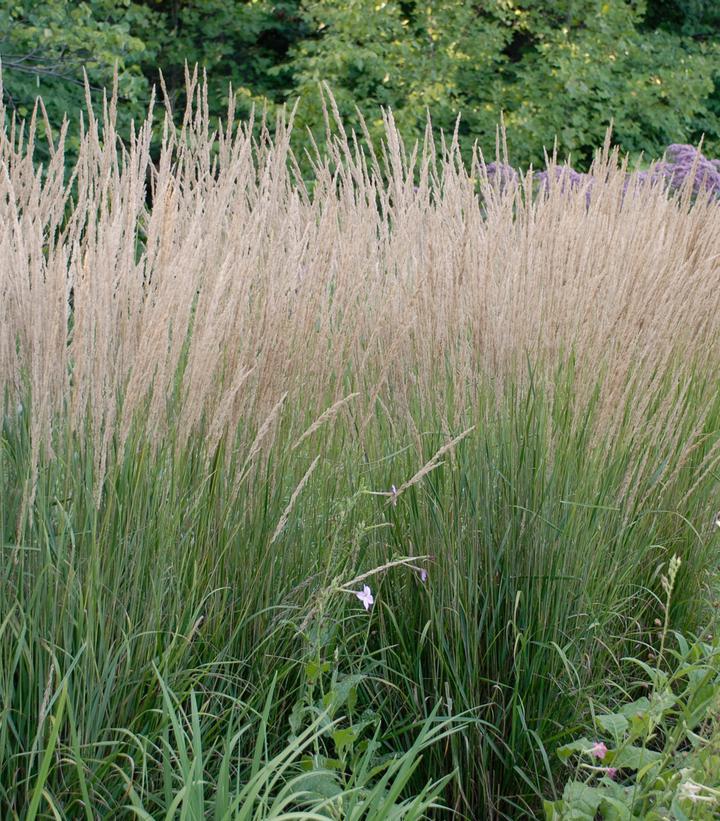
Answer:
xmin=2 ymin=75 xmax=720 ymax=817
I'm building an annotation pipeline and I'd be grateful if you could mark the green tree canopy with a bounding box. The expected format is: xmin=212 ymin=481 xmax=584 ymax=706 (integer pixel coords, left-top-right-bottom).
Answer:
xmin=1 ymin=0 xmax=157 ymax=160
xmin=2 ymin=0 xmax=719 ymax=170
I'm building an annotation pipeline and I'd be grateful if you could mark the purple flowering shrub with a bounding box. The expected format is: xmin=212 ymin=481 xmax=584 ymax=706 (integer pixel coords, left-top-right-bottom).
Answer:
xmin=662 ymin=144 xmax=720 ymax=198
xmin=535 ymin=166 xmax=595 ymax=208
xmin=480 ymin=144 xmax=720 ymax=203
xmin=483 ymin=161 xmax=520 ymax=191
xmin=534 ymin=166 xmax=593 ymax=194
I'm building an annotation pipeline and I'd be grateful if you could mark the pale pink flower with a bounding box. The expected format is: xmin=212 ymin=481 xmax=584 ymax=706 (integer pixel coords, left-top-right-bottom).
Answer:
xmin=390 ymin=485 xmax=398 ymax=507
xmin=590 ymin=741 xmax=608 ymax=760
xmin=605 ymin=767 xmax=617 ymax=780
xmin=355 ymin=585 xmax=374 ymax=611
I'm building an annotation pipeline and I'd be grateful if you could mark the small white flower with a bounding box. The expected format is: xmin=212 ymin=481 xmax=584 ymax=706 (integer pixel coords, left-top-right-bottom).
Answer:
xmin=677 ymin=775 xmax=718 ymax=804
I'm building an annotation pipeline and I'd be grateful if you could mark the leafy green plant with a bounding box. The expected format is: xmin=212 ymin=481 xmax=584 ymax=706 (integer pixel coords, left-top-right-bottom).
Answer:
xmin=545 ymin=557 xmax=720 ymax=819
xmin=117 ymin=667 xmax=456 ymax=819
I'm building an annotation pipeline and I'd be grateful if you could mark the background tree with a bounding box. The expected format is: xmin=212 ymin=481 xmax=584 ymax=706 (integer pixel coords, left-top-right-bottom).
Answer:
xmin=285 ymin=0 xmax=509 ymax=162
xmin=0 ymin=0 xmax=157 ymax=162
xmin=138 ymin=0 xmax=307 ymax=119
xmin=1 ymin=0 xmax=719 ymax=171
xmin=498 ymin=0 xmax=720 ymax=167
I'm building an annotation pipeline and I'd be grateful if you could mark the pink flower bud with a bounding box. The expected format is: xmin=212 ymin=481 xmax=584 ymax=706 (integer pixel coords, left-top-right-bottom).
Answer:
xmin=590 ymin=741 xmax=608 ymax=760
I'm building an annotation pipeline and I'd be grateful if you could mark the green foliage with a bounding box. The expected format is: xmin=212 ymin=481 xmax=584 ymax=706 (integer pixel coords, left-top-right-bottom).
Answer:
xmin=118 ymin=668 xmax=455 ymax=818
xmin=0 ymin=1 xmax=156 ymax=163
xmin=286 ymin=0 xmax=508 ymax=162
xmin=2 ymin=0 xmax=719 ymax=170
xmin=545 ymin=558 xmax=720 ymax=819
xmin=642 ymin=0 xmax=720 ymax=37
xmin=499 ymin=2 xmax=720 ymax=167
xmin=546 ymin=632 xmax=720 ymax=819
xmin=141 ymin=0 xmax=307 ymax=120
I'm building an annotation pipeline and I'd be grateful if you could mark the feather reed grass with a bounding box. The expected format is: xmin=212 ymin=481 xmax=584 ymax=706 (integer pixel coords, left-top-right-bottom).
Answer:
xmin=1 ymin=75 xmax=720 ymax=817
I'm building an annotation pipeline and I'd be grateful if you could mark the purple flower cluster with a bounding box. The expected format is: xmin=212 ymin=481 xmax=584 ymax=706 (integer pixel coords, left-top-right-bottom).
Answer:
xmin=484 ymin=161 xmax=520 ymax=191
xmin=534 ymin=166 xmax=593 ymax=193
xmin=627 ymin=163 xmax=671 ymax=188
xmin=661 ymin=143 xmax=720 ymax=198
xmin=534 ymin=166 xmax=594 ymax=207
xmin=479 ymin=144 xmax=720 ymax=205
xmin=623 ymin=145 xmax=720 ymax=201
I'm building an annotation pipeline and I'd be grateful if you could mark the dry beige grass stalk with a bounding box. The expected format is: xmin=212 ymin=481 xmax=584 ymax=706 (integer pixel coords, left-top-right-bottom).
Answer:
xmin=2 ymin=77 xmax=720 ymax=501
xmin=291 ymin=393 xmax=360 ymax=451
xmin=270 ymin=454 xmax=321 ymax=544
xmin=392 ymin=426 xmax=476 ymax=501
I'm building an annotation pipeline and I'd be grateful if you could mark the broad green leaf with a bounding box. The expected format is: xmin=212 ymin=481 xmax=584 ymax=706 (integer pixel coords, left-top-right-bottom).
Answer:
xmin=557 ymin=737 xmax=593 ymax=762
xmin=611 ymin=745 xmax=662 ymax=770
xmin=618 ymin=698 xmax=651 ymax=719
xmin=305 ymin=660 xmax=331 ymax=683
xmin=561 ymin=781 xmax=604 ymax=818
xmin=596 ymin=712 xmax=629 ymax=737
xmin=332 ymin=726 xmax=357 ymax=757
